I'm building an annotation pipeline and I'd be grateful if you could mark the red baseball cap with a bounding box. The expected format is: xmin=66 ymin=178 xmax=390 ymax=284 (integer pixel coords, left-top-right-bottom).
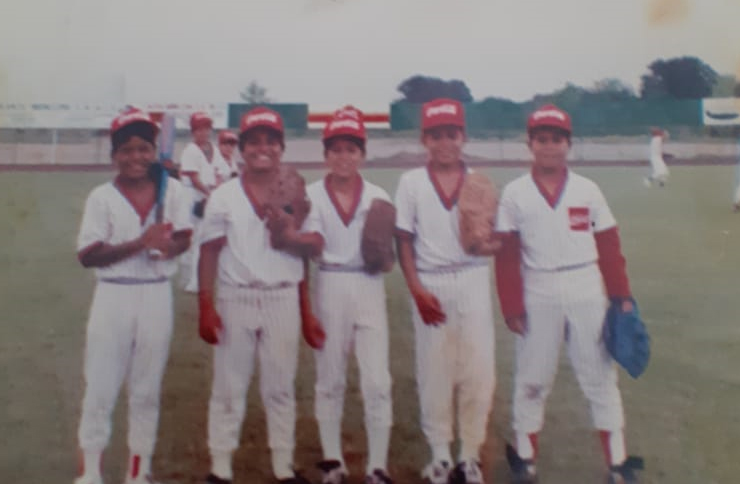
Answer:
xmin=322 ymin=105 xmax=366 ymax=142
xmin=421 ymin=98 xmax=465 ymax=131
xmin=239 ymin=107 xmax=284 ymax=136
xmin=218 ymin=130 xmax=238 ymax=143
xmin=110 ymin=108 xmax=159 ymax=136
xmin=190 ymin=111 xmax=213 ymax=130
xmin=527 ymin=104 xmax=572 ymax=134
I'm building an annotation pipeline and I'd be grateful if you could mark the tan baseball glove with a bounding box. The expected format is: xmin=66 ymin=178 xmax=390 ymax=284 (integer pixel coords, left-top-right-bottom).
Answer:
xmin=264 ymin=166 xmax=311 ymax=249
xmin=458 ymin=171 xmax=499 ymax=255
xmin=361 ymin=198 xmax=396 ymax=274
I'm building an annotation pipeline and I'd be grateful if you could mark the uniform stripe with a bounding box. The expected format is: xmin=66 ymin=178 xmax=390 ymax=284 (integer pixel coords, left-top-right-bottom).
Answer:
xmin=78 ymin=282 xmax=173 ymax=453
xmin=208 ymin=286 xmax=301 ymax=453
xmin=412 ymin=265 xmax=495 ymax=449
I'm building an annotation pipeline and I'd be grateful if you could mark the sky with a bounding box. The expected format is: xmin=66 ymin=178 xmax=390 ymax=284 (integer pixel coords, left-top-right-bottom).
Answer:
xmin=1 ymin=0 xmax=739 ymax=112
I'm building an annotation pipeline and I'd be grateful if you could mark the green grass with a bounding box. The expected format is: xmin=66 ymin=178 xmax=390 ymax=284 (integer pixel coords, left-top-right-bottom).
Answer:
xmin=1 ymin=165 xmax=739 ymax=484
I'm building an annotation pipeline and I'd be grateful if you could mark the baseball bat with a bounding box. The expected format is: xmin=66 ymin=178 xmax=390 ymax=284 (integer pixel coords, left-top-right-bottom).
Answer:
xmin=149 ymin=113 xmax=175 ymax=258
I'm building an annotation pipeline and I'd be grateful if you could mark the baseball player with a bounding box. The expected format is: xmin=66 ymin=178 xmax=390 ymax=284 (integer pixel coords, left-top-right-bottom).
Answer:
xmin=197 ymin=107 xmax=322 ymax=484
xmin=394 ymin=98 xmax=496 ymax=484
xmin=73 ymin=108 xmax=193 ymax=484
xmin=180 ymin=112 xmax=230 ymax=292
xmin=303 ymin=106 xmax=394 ymax=484
xmin=495 ymin=105 xmax=642 ymax=484
xmin=215 ymin=130 xmax=241 ymax=180
xmin=643 ymin=127 xmax=669 ymax=188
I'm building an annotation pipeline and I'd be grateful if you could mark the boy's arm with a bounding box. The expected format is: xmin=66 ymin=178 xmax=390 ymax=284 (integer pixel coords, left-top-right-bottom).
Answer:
xmin=266 ymin=207 xmax=325 ymax=258
xmin=494 ymin=231 xmax=527 ymax=335
xmin=78 ymin=223 xmax=173 ymax=268
xmin=594 ymin=226 xmax=632 ymax=312
xmin=197 ymin=237 xmax=225 ymax=345
xmin=182 ymin=172 xmax=211 ymax=196
xmin=395 ymin=230 xmax=446 ymax=325
xmin=299 ymin=256 xmax=326 ymax=349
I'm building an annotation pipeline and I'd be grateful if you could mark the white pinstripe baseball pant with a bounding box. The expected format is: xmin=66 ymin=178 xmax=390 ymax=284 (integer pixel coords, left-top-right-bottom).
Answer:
xmin=78 ymin=280 xmax=173 ymax=454
xmin=207 ymin=284 xmax=301 ymax=454
xmin=313 ymin=270 xmax=393 ymax=429
xmin=412 ymin=264 xmax=496 ymax=450
xmin=513 ymin=263 xmax=624 ymax=434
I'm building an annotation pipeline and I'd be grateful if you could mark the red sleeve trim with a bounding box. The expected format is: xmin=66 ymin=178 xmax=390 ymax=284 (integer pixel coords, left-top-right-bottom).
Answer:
xmin=494 ymin=232 xmax=525 ymax=319
xmin=594 ymin=227 xmax=631 ymax=298
xmin=77 ymin=241 xmax=104 ymax=264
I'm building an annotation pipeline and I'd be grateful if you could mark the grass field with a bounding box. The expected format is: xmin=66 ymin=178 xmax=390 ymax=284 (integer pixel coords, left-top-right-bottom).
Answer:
xmin=2 ymin=165 xmax=740 ymax=484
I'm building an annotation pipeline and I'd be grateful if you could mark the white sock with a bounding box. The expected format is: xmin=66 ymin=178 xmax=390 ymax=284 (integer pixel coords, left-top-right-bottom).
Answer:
xmin=458 ymin=441 xmax=479 ymax=463
xmin=319 ymin=419 xmax=343 ymax=462
xmin=271 ymin=448 xmax=294 ymax=480
xmin=83 ymin=451 xmax=102 ymax=478
xmin=211 ymin=451 xmax=233 ymax=480
xmin=609 ymin=430 xmax=626 ymax=466
xmin=432 ymin=443 xmax=452 ymax=464
xmin=516 ymin=432 xmax=535 ymax=460
xmin=366 ymin=425 xmax=390 ymax=474
xmin=128 ymin=453 xmax=152 ymax=479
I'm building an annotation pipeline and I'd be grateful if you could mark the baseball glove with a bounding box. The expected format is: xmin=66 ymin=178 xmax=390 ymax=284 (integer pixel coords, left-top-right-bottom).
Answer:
xmin=458 ymin=172 xmax=499 ymax=254
xmin=603 ymin=297 xmax=650 ymax=379
xmin=264 ymin=166 xmax=311 ymax=249
xmin=361 ymin=198 xmax=396 ymax=274
xmin=192 ymin=199 xmax=206 ymax=218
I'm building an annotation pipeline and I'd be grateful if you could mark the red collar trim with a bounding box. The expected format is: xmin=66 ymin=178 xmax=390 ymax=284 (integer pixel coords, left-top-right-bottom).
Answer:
xmin=531 ymin=167 xmax=568 ymax=209
xmin=241 ymin=177 xmax=266 ymax=220
xmin=427 ymin=162 xmax=466 ymax=211
xmin=113 ymin=176 xmax=155 ymax=225
xmin=324 ymin=173 xmax=364 ymax=226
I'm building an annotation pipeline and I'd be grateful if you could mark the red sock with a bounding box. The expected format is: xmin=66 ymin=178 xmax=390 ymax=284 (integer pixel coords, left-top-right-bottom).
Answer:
xmin=130 ymin=455 xmax=141 ymax=479
xmin=528 ymin=433 xmax=539 ymax=459
xmin=599 ymin=431 xmax=611 ymax=466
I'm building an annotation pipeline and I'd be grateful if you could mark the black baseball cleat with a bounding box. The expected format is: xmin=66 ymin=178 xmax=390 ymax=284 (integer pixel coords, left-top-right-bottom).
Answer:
xmin=505 ymin=443 xmax=537 ymax=484
xmin=449 ymin=459 xmax=485 ymax=484
xmin=606 ymin=456 xmax=644 ymax=484
xmin=203 ymin=473 xmax=232 ymax=484
xmin=364 ymin=468 xmax=394 ymax=484
xmin=316 ymin=459 xmax=347 ymax=484
xmin=277 ymin=470 xmax=313 ymax=484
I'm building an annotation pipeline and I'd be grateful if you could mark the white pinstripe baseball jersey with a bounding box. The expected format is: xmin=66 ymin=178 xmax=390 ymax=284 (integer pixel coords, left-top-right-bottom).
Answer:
xmin=199 ymin=178 xmax=303 ymax=287
xmin=395 ymin=166 xmax=488 ymax=271
xmin=304 ymin=176 xmax=392 ymax=270
xmin=76 ymin=178 xmax=192 ymax=279
xmin=180 ymin=141 xmax=230 ymax=197
xmin=496 ymin=170 xmax=617 ymax=270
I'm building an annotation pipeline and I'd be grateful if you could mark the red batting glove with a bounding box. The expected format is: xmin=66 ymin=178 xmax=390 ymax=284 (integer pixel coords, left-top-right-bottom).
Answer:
xmin=298 ymin=279 xmax=326 ymax=349
xmin=301 ymin=312 xmax=327 ymax=350
xmin=505 ymin=314 xmax=528 ymax=336
xmin=412 ymin=288 xmax=446 ymax=326
xmin=198 ymin=291 xmax=223 ymax=344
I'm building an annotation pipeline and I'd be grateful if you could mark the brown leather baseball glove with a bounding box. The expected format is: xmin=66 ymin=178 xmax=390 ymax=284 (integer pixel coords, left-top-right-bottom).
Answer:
xmin=458 ymin=171 xmax=499 ymax=255
xmin=264 ymin=166 xmax=311 ymax=249
xmin=361 ymin=198 xmax=396 ymax=274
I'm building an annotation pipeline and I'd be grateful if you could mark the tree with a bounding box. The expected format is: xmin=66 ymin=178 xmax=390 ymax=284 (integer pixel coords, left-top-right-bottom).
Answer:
xmin=530 ymin=83 xmax=588 ymax=110
xmin=639 ymin=56 xmax=719 ymax=99
xmin=590 ymin=78 xmax=637 ymax=101
xmin=711 ymin=74 xmax=737 ymax=97
xmin=240 ymin=81 xmax=271 ymax=103
xmin=396 ymin=75 xmax=473 ymax=103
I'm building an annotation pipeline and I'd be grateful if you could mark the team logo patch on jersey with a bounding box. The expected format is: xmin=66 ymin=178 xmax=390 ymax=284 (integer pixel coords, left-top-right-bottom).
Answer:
xmin=568 ymin=207 xmax=590 ymax=230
